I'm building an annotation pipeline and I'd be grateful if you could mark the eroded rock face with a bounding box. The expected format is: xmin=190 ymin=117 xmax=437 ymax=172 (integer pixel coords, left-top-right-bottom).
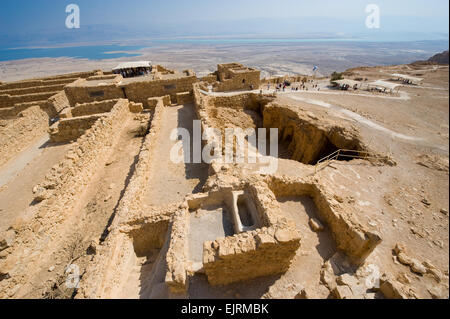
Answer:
xmin=0 ymin=230 xmax=15 ymax=252
xmin=263 ymin=103 xmax=368 ymax=164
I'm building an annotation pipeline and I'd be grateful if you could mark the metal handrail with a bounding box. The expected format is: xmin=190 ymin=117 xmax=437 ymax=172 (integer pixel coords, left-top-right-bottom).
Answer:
xmin=314 ymin=149 xmax=386 ymax=174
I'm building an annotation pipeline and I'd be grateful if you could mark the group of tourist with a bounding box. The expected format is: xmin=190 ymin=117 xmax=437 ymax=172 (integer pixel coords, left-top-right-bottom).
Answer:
xmin=268 ymin=82 xmax=321 ymax=92
xmin=113 ymin=67 xmax=152 ymax=78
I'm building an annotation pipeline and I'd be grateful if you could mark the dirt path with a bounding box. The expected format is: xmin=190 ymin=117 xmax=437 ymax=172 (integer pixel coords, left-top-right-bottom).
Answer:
xmin=0 ymin=137 xmax=71 ymax=234
xmin=201 ymin=88 xmax=411 ymax=101
xmin=0 ymin=134 xmax=49 ymax=188
xmin=144 ymin=104 xmax=209 ymax=207
xmin=285 ymin=94 xmax=427 ymax=143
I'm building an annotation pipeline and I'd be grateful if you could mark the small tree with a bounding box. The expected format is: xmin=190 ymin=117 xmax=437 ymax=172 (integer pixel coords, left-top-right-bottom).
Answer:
xmin=331 ymin=72 xmax=343 ymax=82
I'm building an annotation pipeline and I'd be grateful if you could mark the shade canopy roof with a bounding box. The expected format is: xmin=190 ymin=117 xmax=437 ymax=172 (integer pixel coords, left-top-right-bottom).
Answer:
xmin=113 ymin=61 xmax=152 ymax=71
xmin=391 ymin=73 xmax=423 ymax=83
xmin=333 ymin=79 xmax=362 ymax=87
xmin=368 ymin=80 xmax=401 ymax=90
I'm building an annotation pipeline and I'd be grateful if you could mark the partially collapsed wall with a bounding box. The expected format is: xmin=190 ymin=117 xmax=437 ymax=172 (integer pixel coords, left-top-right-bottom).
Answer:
xmin=266 ymin=176 xmax=382 ymax=262
xmin=124 ymin=76 xmax=197 ymax=106
xmin=45 ymin=91 xmax=71 ymax=116
xmin=0 ymin=106 xmax=50 ymax=168
xmin=64 ymin=78 xmax=125 ymax=107
xmin=49 ymin=99 xmax=131 ymax=143
xmin=214 ymin=63 xmax=261 ymax=92
xmin=50 ymin=113 xmax=106 ymax=143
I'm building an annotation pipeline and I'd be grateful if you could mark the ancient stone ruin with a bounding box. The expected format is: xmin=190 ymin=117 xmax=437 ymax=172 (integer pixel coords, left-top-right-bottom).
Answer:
xmin=0 ymin=62 xmax=448 ymax=300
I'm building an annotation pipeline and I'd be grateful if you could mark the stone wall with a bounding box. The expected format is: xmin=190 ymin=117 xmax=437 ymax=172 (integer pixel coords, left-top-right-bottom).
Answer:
xmin=0 ymin=105 xmax=49 ymax=168
xmin=71 ymin=99 xmax=119 ymax=117
xmin=262 ymin=75 xmax=310 ymax=85
xmin=175 ymin=92 xmax=194 ymax=105
xmin=201 ymin=183 xmax=301 ymax=286
xmin=165 ymin=209 xmax=190 ymax=293
xmin=147 ymin=95 xmax=171 ymax=109
xmin=64 ymin=80 xmax=125 ymax=107
xmin=266 ymin=176 xmax=382 ymax=263
xmin=203 ymin=225 xmax=300 ymax=286
xmin=214 ymin=72 xmax=260 ymax=92
xmin=45 ymin=91 xmax=71 ymax=116
xmin=123 ymin=76 xmax=198 ymax=107
xmin=49 ymin=99 xmax=129 ymax=143
xmin=0 ymin=83 xmax=67 ymax=96
xmin=49 ymin=114 xmax=106 ymax=143
xmin=214 ymin=63 xmax=261 ymax=92
xmin=0 ymin=101 xmax=46 ymax=119
xmin=201 ymin=73 xmax=218 ymax=84
xmin=0 ymin=71 xmax=95 ymax=91
xmin=64 ymin=74 xmax=198 ymax=108
xmin=0 ymin=91 xmax=59 ymax=108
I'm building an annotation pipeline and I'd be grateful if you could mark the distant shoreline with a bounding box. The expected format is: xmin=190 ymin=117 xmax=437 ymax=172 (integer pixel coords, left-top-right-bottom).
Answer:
xmin=0 ymin=40 xmax=448 ymax=82
xmin=1 ymin=38 xmax=448 ymax=62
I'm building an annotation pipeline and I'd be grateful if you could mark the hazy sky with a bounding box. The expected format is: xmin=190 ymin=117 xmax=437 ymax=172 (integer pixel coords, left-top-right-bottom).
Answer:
xmin=0 ymin=0 xmax=448 ymax=42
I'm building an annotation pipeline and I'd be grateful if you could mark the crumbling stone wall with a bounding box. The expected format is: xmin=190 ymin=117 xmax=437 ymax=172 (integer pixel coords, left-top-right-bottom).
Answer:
xmin=0 ymin=83 xmax=67 ymax=96
xmin=0 ymin=101 xmax=46 ymax=119
xmin=0 ymin=105 xmax=49 ymax=168
xmin=0 ymin=91 xmax=59 ymax=108
xmin=0 ymin=92 xmax=69 ymax=120
xmin=165 ymin=209 xmax=190 ymax=293
xmin=175 ymin=92 xmax=194 ymax=105
xmin=123 ymin=76 xmax=198 ymax=107
xmin=64 ymin=79 xmax=125 ymax=107
xmin=147 ymin=95 xmax=171 ymax=109
xmin=49 ymin=99 xmax=130 ymax=143
xmin=266 ymin=176 xmax=382 ymax=263
xmin=71 ymin=99 xmax=119 ymax=117
xmin=64 ymin=71 xmax=198 ymax=108
xmin=45 ymin=91 xmax=71 ymax=116
xmin=0 ymin=71 xmax=92 ymax=91
xmin=201 ymin=73 xmax=218 ymax=84
xmin=49 ymin=114 xmax=106 ymax=143
xmin=0 ymin=75 xmax=75 ymax=119
xmin=203 ymin=225 xmax=300 ymax=286
xmin=262 ymin=75 xmax=312 ymax=85
xmin=214 ymin=63 xmax=261 ymax=92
